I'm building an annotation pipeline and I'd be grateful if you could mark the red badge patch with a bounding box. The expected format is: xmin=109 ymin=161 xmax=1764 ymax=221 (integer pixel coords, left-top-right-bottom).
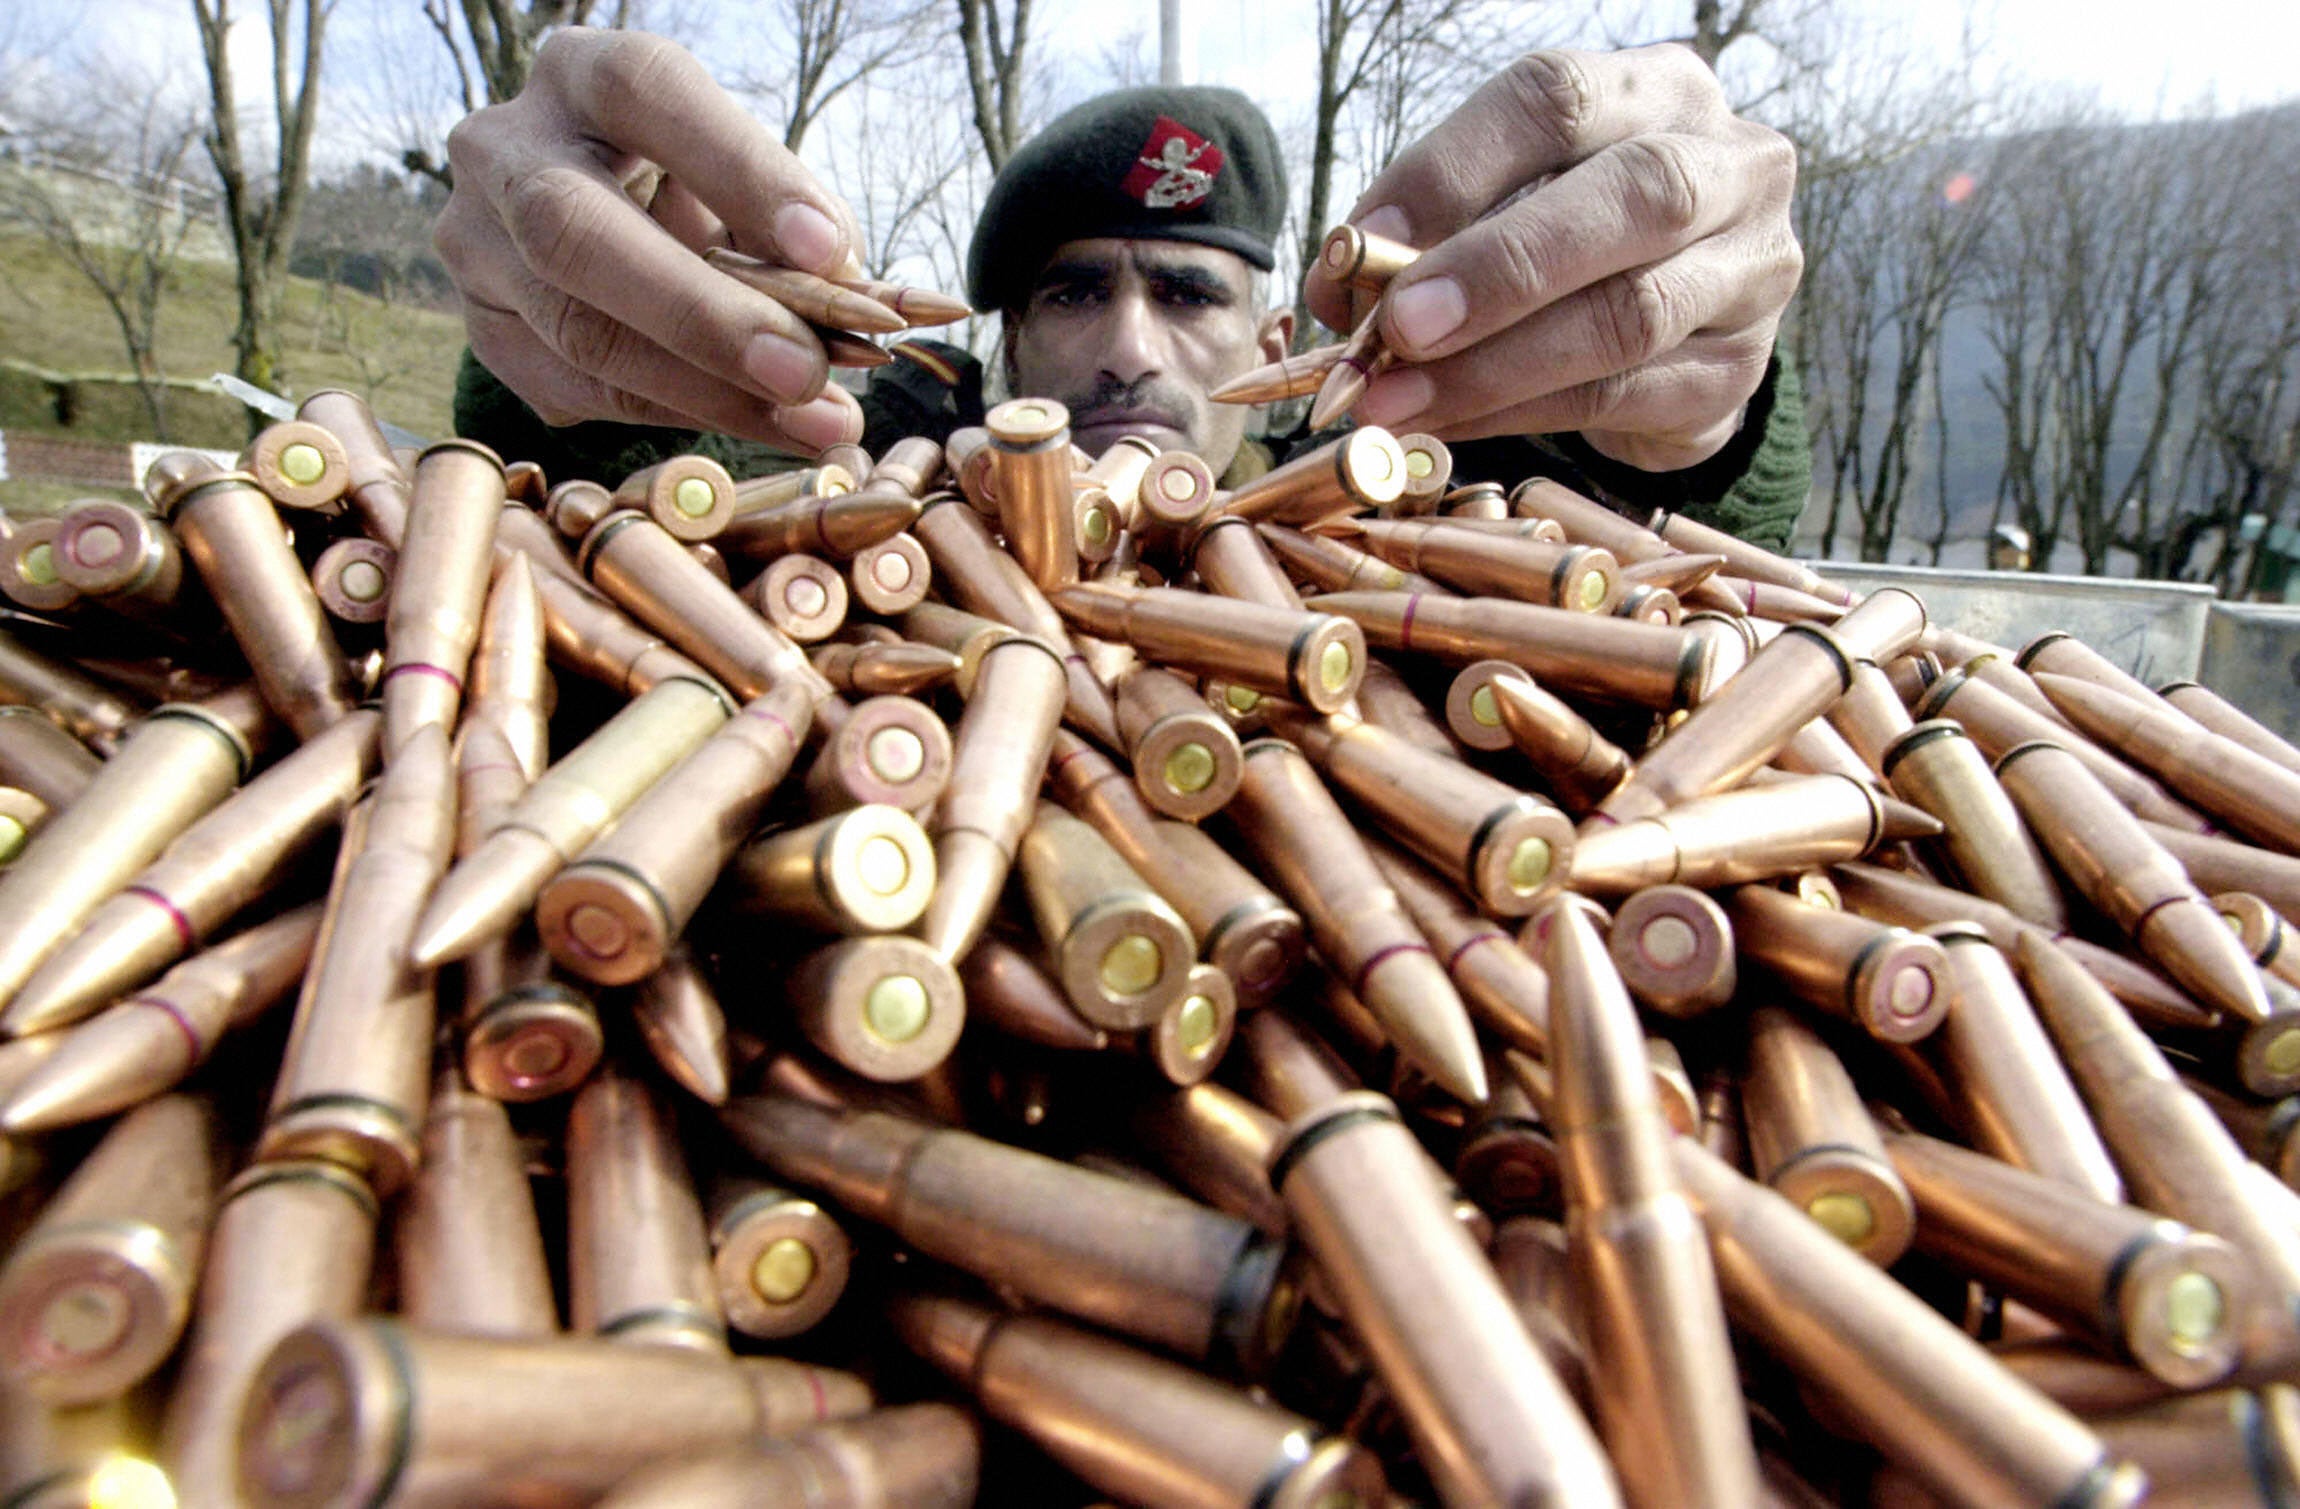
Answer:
xmin=1121 ymin=116 xmax=1225 ymax=211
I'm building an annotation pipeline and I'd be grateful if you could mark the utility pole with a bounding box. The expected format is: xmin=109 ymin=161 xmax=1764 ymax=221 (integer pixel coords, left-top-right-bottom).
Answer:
xmin=1159 ymin=0 xmax=1185 ymax=84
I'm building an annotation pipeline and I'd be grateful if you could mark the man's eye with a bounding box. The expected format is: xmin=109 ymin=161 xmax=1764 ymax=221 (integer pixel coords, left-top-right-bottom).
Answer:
xmin=1043 ymin=284 xmax=1100 ymax=308
xmin=1161 ymin=285 xmax=1220 ymax=308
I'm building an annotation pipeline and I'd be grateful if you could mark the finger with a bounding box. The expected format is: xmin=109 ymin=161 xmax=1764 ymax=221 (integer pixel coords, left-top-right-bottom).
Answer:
xmin=647 ymin=175 xmax=731 ymax=256
xmin=1376 ymin=128 xmax=1791 ymax=363
xmin=452 ymin=127 xmax=834 ymax=408
xmin=1384 ymin=330 xmax=1777 ymax=456
xmin=532 ymin=29 xmax=858 ymax=273
xmin=1355 ymin=228 xmax=1800 ymax=431
xmin=1344 ymin=46 xmax=1730 ymax=249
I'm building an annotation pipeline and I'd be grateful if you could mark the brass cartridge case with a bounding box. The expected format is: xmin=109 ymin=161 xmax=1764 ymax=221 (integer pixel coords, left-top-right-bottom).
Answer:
xmin=1131 ymin=1082 xmax=1289 ymax=1237
xmin=849 ymin=531 xmax=932 ymax=613
xmin=1918 ymin=666 xmax=2207 ymax=831
xmin=1885 ymin=1128 xmax=2251 ymax=1388
xmin=2015 ymin=932 xmax=2300 ymax=1358
xmin=1922 ymin=923 xmax=2123 ymax=1204
xmin=2018 ymin=629 xmax=2170 ymax=710
xmin=2148 ymin=821 xmax=2300 ymax=924
xmin=1589 ymin=617 xmax=1867 ymax=827
xmin=1741 ymin=1004 xmax=1916 ymax=1263
xmin=162 ymin=470 xmax=355 ymax=737
xmin=1046 ymin=731 xmax=1304 ymax=1005
xmin=537 ymin=685 xmax=814 ymax=985
xmin=1648 ymin=506 xmax=1855 ymax=606
xmin=789 ymin=934 xmax=965 ymax=1082
xmin=1608 ymin=883 xmax=1737 ymax=1018
xmin=1456 ymin=1077 xmax=1566 ymax=1220
xmin=1017 ymin=800 xmax=1194 ymax=1029
xmin=1997 ymin=739 xmax=2273 ymax=1023
xmin=617 ymin=452 xmax=738 ymax=541
xmin=1488 ymin=1217 xmax=1596 ymax=1407
xmin=708 ymin=246 xmax=905 ymax=330
xmin=1511 ymin=477 xmax=1674 ymax=562
xmin=1267 ymin=1091 xmax=1622 ymax=1507
xmin=311 ymin=535 xmax=394 ymax=628
xmin=1570 ymin=771 xmax=1884 ymax=896
xmin=1483 ymin=668 xmax=1632 ymax=809
xmin=1072 ymin=482 xmax=1122 ymax=564
xmin=582 ymin=509 xmax=833 ymax=705
xmin=0 ymin=903 xmax=320 ymax=1134
xmin=1393 ymin=431 xmax=1453 ymax=513
xmin=497 ymin=505 xmax=716 ymax=698
xmin=0 ymin=707 xmax=97 ymax=810
xmin=1351 ymin=654 xmax=1462 ymax=758
xmin=3 ymin=705 xmax=375 ymax=1037
xmin=233 ymin=1319 xmax=871 ymax=1508
xmin=944 ymin=426 xmax=996 ymax=513
xmin=1136 ymin=450 xmax=1220 ymax=544
xmin=2210 ymin=890 xmax=2300 ymax=991
xmin=1116 ymin=663 xmax=1244 ymax=820
xmin=260 ymin=724 xmax=455 ymax=1194
xmin=245 ymin=417 xmax=350 ymax=511
xmin=2184 ymin=1074 xmax=2300 ymax=1191
xmin=1257 ymin=520 xmax=1452 ymax=596
xmin=0 ymin=1094 xmax=220 ymax=1405
xmin=707 ymin=1176 xmax=850 ymax=1340
xmin=1055 ymin=582 xmax=1366 ymax=714
xmin=810 ymin=638 xmax=956 ymax=698
xmin=1825 ymin=656 xmax=1913 ymax=776
xmin=2083 ymin=1387 xmax=2300 ymax=1508
xmin=545 ymin=477 xmax=619 ymax=541
xmin=52 ymin=499 xmax=197 ymax=625
xmin=414 ymin=674 xmax=731 ymax=968
xmin=720 ymin=1091 xmax=1294 ymax=1373
xmin=0 ymin=786 xmax=44 ymax=868
xmin=158 ymin=1160 xmax=377 ymax=1507
xmin=1882 ymin=718 xmax=2065 ymax=927
xmin=1320 ymin=221 xmax=1419 ymax=291
xmin=0 ymin=700 xmax=251 ymax=1022
xmin=893 ymin=1291 xmax=1386 ymax=1509
xmin=466 ymin=548 xmax=553 ymax=779
xmin=721 ymin=802 xmax=935 ymax=937
xmin=1371 ymin=837 xmax=1552 ymax=1055
xmin=568 ymin=1066 xmax=725 ymax=1352
xmin=1727 ymin=884 xmax=1950 ymax=1041
xmin=0 ymin=634 xmax=134 ymax=755
xmin=1083 ymin=434 xmax=1157 ymax=519
xmin=920 ymin=630 xmax=1067 ymax=963
xmin=743 ymin=554 xmax=851 ymax=643
xmin=396 ymin=1069 xmax=557 ymax=1339
xmin=2159 ymin=678 xmax=2300 ymax=777
xmin=1230 ymin=1003 xmax=1362 ymax=1121
xmin=1309 ymin=589 xmax=1715 ymax=711
xmin=0 ymin=516 xmax=77 ymax=613
xmin=986 ymin=396 xmax=1079 ymax=591
xmin=1136 ymin=960 xmax=1237 ymax=1085
xmin=1270 ymin=706 xmax=1572 ymax=916
xmin=632 ymin=948 xmax=731 ymax=1104
xmin=2038 ymin=670 xmax=2300 ymax=854
xmin=1226 ymin=738 xmax=1486 ymax=1103
xmin=382 ymin=440 xmax=504 ymax=749
xmin=298 ymin=388 xmax=412 ymax=543
xmin=802 ymin=693 xmax=953 ymax=817
xmin=595 ymin=1405 xmax=979 ymax=1509
xmin=1345 ymin=517 xmax=1624 ymax=612
xmin=1191 ymin=514 xmax=1306 ymax=608
xmin=958 ymin=935 xmax=1108 ymax=1051
xmin=1220 ymin=428 xmax=1409 ymax=528
xmin=1537 ymin=899 xmax=1759 ymax=1509
xmin=910 ymin=496 xmax=1122 ymax=748
xmin=1672 ymin=1140 xmax=2144 ymax=1509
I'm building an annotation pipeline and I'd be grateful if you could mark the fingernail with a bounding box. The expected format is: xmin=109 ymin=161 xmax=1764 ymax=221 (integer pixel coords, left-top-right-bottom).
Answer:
xmin=1359 ymin=205 xmax=1412 ymax=243
xmin=1387 ymin=278 xmax=1466 ymax=354
xmin=773 ymin=202 xmax=843 ymax=271
xmin=1357 ymin=368 xmax=1434 ymax=429
xmin=777 ymin=391 xmax=862 ymax=453
xmin=742 ymin=331 xmax=819 ymax=404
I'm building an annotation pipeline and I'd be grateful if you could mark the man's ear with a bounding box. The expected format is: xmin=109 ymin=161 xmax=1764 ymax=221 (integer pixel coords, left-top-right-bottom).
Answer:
xmin=1255 ymin=306 xmax=1294 ymax=365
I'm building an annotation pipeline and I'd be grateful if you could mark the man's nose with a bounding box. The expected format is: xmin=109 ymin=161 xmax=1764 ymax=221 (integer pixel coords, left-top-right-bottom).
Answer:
xmin=1097 ymin=286 xmax=1166 ymax=385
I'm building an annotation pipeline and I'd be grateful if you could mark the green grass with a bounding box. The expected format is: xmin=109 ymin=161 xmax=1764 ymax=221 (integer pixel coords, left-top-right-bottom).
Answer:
xmin=0 ymin=231 xmax=468 ymax=511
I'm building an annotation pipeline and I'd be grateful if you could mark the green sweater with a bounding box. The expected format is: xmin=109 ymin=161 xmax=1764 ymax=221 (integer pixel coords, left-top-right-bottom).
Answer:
xmin=454 ymin=344 xmax=1811 ymax=552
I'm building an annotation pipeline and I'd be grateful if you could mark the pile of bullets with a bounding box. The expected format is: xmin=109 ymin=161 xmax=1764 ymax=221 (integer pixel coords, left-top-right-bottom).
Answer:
xmin=2 ymin=363 xmax=2299 ymax=1509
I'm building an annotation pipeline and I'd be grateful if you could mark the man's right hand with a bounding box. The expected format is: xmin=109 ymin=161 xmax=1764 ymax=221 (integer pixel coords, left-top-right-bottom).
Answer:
xmin=433 ymin=28 xmax=866 ymax=452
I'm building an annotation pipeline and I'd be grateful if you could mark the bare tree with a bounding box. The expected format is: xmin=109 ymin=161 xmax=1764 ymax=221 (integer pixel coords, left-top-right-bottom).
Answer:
xmin=0 ymin=65 xmax=210 ymax=436
xmin=190 ymin=0 xmax=332 ymax=411
xmin=734 ymin=0 xmax=941 ymax=153
xmin=956 ymin=0 xmax=1031 ymax=170
xmin=396 ymin=0 xmax=652 ymax=188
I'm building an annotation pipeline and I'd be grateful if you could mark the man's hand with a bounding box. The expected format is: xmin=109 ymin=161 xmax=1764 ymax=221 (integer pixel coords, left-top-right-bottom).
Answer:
xmin=433 ymin=29 xmax=865 ymax=452
xmin=1304 ymin=45 xmax=1801 ymax=472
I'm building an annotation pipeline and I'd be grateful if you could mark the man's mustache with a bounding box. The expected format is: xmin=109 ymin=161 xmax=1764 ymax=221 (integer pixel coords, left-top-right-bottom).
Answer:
xmin=1062 ymin=375 xmax=1197 ymax=426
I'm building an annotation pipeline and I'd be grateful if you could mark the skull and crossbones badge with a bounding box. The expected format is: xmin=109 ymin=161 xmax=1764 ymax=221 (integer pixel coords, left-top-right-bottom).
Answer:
xmin=1121 ymin=117 xmax=1226 ymax=210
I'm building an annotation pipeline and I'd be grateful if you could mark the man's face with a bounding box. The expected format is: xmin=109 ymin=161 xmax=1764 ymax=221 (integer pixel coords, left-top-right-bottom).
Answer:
xmin=1005 ymin=237 xmax=1290 ymax=476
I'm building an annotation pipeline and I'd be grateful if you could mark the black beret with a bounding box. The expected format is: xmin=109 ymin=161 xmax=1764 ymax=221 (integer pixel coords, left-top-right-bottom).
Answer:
xmin=966 ymin=86 xmax=1288 ymax=313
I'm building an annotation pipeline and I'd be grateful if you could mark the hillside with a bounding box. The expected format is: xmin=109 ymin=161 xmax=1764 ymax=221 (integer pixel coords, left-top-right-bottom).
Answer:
xmin=0 ymin=231 xmax=468 ymax=508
